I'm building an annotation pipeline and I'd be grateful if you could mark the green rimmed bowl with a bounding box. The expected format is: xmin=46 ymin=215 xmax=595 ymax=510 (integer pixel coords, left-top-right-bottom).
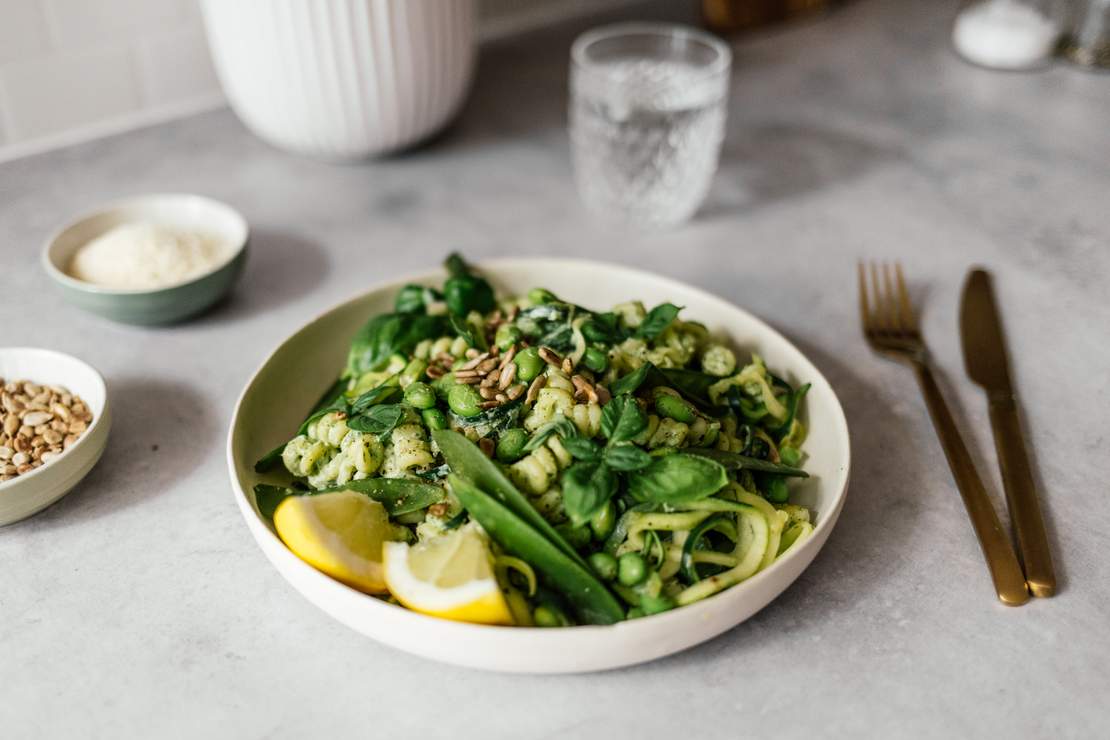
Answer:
xmin=42 ymin=194 xmax=249 ymax=325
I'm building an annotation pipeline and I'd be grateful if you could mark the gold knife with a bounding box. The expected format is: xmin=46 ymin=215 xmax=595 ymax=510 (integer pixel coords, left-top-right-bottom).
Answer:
xmin=959 ymin=269 xmax=1055 ymax=597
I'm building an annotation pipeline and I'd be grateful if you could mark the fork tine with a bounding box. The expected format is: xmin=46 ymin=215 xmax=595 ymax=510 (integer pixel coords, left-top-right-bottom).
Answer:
xmin=869 ymin=261 xmax=888 ymax=331
xmin=882 ymin=262 xmax=900 ymax=331
xmin=894 ymin=262 xmax=916 ymax=330
xmin=857 ymin=261 xmax=872 ymax=332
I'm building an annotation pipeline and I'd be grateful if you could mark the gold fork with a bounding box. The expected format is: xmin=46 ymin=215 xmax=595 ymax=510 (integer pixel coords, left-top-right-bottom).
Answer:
xmin=858 ymin=262 xmax=1029 ymax=606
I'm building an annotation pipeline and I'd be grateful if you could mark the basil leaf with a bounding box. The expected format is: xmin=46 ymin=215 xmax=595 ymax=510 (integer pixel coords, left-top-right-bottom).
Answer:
xmin=394 ymin=284 xmax=428 ymax=314
xmin=347 ymin=403 xmax=406 ymax=438
xmin=346 ymin=312 xmax=446 ymax=377
xmin=448 ymin=312 xmax=480 ymax=348
xmin=684 ymin=448 xmax=809 ymax=477
xmin=603 ymin=444 xmax=652 ymax=472
xmin=627 ymin=453 xmax=728 ymax=504
xmin=443 ymin=253 xmax=495 ymax=316
xmin=254 ymin=484 xmax=293 ymax=520
xmin=562 ymin=460 xmax=618 ymax=527
xmin=349 ymin=381 xmax=401 ymax=414
xmin=581 ymin=312 xmax=628 ymax=346
xmin=522 ymin=416 xmax=580 ymax=453
xmin=513 ymin=303 xmax=578 ymax=354
xmin=560 ymin=436 xmax=602 ymax=461
xmin=610 ymin=364 xmax=651 ymax=397
xmin=635 ymin=303 xmax=682 ymax=340
xmin=600 ymin=394 xmax=647 ymax=444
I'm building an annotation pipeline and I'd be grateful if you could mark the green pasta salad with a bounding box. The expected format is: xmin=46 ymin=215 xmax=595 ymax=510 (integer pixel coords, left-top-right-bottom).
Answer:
xmin=254 ymin=254 xmax=814 ymax=627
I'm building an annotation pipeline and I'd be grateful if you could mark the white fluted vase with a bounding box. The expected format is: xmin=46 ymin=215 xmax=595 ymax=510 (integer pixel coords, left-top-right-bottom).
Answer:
xmin=200 ymin=0 xmax=475 ymax=159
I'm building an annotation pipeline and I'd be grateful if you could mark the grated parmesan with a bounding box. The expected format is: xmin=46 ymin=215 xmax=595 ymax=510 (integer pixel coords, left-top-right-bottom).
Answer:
xmin=67 ymin=222 xmax=230 ymax=290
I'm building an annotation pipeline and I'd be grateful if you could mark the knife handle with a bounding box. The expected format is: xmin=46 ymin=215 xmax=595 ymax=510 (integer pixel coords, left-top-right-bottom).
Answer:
xmin=913 ymin=363 xmax=1029 ymax=606
xmin=988 ymin=397 xmax=1056 ymax=597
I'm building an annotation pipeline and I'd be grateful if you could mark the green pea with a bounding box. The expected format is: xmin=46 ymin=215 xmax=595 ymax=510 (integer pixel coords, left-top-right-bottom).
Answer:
xmin=528 ymin=288 xmax=558 ymax=305
xmin=421 ymin=408 xmax=447 ymax=431
xmin=655 ymin=393 xmax=696 ymax=424
xmin=447 ymin=384 xmax=483 ymax=417
xmin=762 ymin=475 xmax=789 ymax=504
xmin=399 ymin=358 xmax=427 ymax=387
xmin=513 ymin=347 xmax=544 ymax=383
xmin=494 ymin=324 xmax=523 ymax=351
xmin=532 ymin=604 xmax=569 ymax=628
xmin=583 ymin=346 xmax=608 ymax=373
xmin=637 ymin=570 xmax=663 ymax=599
xmin=618 ymin=552 xmax=648 ymax=587
xmin=588 ymin=552 xmax=618 ymax=581
xmin=780 ymin=446 xmax=802 ymax=467
xmin=496 ymin=428 xmax=529 ymax=463
xmin=589 ymin=500 xmax=616 ymax=540
xmin=641 ymin=593 xmax=675 ymax=615
xmin=555 ymin=522 xmax=592 ymax=550
xmin=404 ymin=381 xmax=436 ymax=409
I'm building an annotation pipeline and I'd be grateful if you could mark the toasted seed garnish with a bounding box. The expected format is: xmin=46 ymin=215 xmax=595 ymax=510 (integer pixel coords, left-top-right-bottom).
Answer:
xmin=498 ymin=344 xmax=517 ymax=369
xmin=495 ymin=393 xmax=509 ymax=403
xmin=478 ymin=400 xmax=500 ymax=410
xmin=465 ymin=348 xmax=480 ymax=359
xmin=498 ymin=362 xmax=517 ymax=390
xmin=459 ymin=352 xmax=489 ymax=371
xmin=595 ymin=385 xmax=612 ymax=405
xmin=479 ymin=386 xmax=496 ymax=400
xmin=476 ymin=358 xmax=499 ymax=375
xmin=538 ymin=347 xmax=562 ymax=368
xmin=479 ymin=438 xmax=495 ymax=457
xmin=437 ymin=353 xmax=456 ymax=366
xmin=454 ymin=369 xmax=479 ymax=379
xmin=526 ymin=375 xmax=546 ymax=404
xmin=480 ymin=374 xmax=499 ymax=388
xmin=457 ymin=375 xmax=483 ymax=385
xmin=507 ymin=384 xmax=525 ymax=401
xmin=425 ymin=365 xmax=445 ymax=379
xmin=562 ymin=357 xmax=574 ymax=374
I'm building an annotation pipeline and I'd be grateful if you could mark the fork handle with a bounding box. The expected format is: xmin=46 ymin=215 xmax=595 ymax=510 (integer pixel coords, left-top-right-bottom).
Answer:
xmin=989 ymin=398 xmax=1055 ymax=597
xmin=913 ymin=362 xmax=1029 ymax=606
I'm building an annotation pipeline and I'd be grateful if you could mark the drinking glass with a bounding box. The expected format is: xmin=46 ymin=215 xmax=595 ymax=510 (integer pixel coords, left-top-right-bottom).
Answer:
xmin=569 ymin=23 xmax=732 ymax=228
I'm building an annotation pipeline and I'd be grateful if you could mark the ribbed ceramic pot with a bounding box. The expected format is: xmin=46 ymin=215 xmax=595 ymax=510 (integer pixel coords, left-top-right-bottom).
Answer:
xmin=200 ymin=0 xmax=475 ymax=159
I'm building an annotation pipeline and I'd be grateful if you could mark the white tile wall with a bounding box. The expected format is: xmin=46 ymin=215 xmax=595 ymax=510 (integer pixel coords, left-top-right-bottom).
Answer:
xmin=0 ymin=0 xmax=637 ymax=160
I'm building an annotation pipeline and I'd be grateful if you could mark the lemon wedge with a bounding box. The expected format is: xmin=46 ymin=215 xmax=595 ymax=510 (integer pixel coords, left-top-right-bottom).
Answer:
xmin=273 ymin=490 xmax=390 ymax=594
xmin=383 ymin=523 xmax=514 ymax=626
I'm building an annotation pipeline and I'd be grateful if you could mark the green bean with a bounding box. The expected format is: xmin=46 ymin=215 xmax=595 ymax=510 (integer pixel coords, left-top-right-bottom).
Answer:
xmin=513 ymin=347 xmax=544 ymax=382
xmin=533 ymin=604 xmax=569 ymax=627
xmin=583 ymin=346 xmax=608 ymax=373
xmin=495 ymin=324 xmax=523 ymax=351
xmin=404 ymin=381 xmax=436 ymax=409
xmin=422 ymin=408 xmax=447 ymax=431
xmin=399 ymin=358 xmax=428 ymax=387
xmin=618 ymin=552 xmax=648 ymax=586
xmin=589 ymin=500 xmax=616 ymax=541
xmin=528 ymin=288 xmax=558 ymax=305
xmin=588 ymin=552 xmax=618 ymax=581
xmin=496 ymin=428 xmax=529 ymax=463
xmin=655 ymin=393 xmax=696 ymax=424
xmin=448 ymin=384 xmax=483 ymax=417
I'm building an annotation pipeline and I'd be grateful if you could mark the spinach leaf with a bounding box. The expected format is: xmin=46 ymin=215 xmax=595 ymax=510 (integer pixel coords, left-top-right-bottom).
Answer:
xmin=683 ymin=448 xmax=809 ymax=477
xmin=254 ymin=484 xmax=292 ymax=519
xmin=347 ymin=403 xmax=406 ymax=439
xmin=609 ymin=363 xmax=651 ymax=397
xmin=603 ymin=444 xmax=652 ymax=472
xmin=522 ymin=416 xmax=580 ymax=453
xmin=253 ymin=479 xmax=444 ymax=520
xmin=443 ymin=253 xmax=495 ymax=316
xmin=581 ymin=312 xmax=628 ymax=346
xmin=447 ymin=398 xmax=522 ymax=438
xmin=609 ymin=362 xmax=718 ymax=411
xmin=346 ymin=312 xmax=445 ymax=377
xmin=448 ymin=312 xmax=486 ymax=350
xmin=254 ymin=444 xmax=286 ymax=473
xmin=560 ymin=436 xmax=602 ymax=462
xmin=635 ymin=303 xmax=682 ymax=340
xmin=448 ymin=474 xmax=623 ymax=624
xmin=513 ymin=303 xmax=578 ymax=353
xmin=349 ymin=381 xmax=401 ymax=414
xmin=626 ymin=453 xmax=728 ymax=504
xmin=562 ymin=460 xmax=618 ymax=527
xmin=254 ymin=377 xmax=350 ymax=471
xmin=600 ymin=394 xmax=647 ymax=444
xmin=395 ymin=284 xmax=427 ymax=314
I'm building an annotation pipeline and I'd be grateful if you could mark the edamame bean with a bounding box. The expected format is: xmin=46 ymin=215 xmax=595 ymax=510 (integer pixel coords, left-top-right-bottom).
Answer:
xmin=588 ymin=552 xmax=618 ymax=581
xmin=404 ymin=381 xmax=436 ymax=409
xmin=583 ymin=346 xmax=608 ymax=373
xmin=431 ymin=373 xmax=456 ymax=401
xmin=589 ymin=500 xmax=616 ymax=540
xmin=655 ymin=393 xmax=696 ymax=424
xmin=448 ymin=384 xmax=483 ymax=417
xmin=617 ymin=552 xmax=648 ymax=586
xmin=555 ymin=522 xmax=592 ymax=550
xmin=399 ymin=358 xmax=428 ymax=387
xmin=532 ymin=604 xmax=569 ymax=627
xmin=513 ymin=347 xmax=544 ymax=382
xmin=494 ymin=324 xmax=523 ymax=351
xmin=496 ymin=428 xmax=529 ymax=463
xmin=528 ymin=288 xmax=558 ymax=305
xmin=421 ymin=408 xmax=447 ymax=431
xmin=640 ymin=593 xmax=675 ymax=615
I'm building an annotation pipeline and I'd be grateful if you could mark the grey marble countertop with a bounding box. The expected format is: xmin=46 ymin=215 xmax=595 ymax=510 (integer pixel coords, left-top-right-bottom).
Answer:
xmin=2 ymin=0 xmax=1108 ymax=737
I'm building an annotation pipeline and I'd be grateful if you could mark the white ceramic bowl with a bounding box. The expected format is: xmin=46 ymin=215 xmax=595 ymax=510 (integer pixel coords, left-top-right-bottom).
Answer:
xmin=201 ymin=0 xmax=475 ymax=159
xmin=227 ymin=259 xmax=850 ymax=673
xmin=0 ymin=348 xmax=110 ymax=526
xmin=42 ymin=193 xmax=249 ymax=326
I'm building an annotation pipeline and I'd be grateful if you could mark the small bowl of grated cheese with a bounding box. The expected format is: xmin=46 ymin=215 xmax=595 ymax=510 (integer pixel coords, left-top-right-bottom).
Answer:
xmin=42 ymin=194 xmax=248 ymax=325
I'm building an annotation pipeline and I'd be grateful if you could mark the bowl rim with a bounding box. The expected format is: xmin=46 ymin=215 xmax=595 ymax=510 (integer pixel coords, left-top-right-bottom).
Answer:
xmin=40 ymin=192 xmax=250 ymax=297
xmin=226 ymin=256 xmax=851 ymax=637
xmin=0 ymin=346 xmax=109 ymax=495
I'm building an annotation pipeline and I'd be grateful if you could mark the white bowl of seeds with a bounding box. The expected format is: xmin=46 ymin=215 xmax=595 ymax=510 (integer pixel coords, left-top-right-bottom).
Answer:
xmin=0 ymin=348 xmax=110 ymax=526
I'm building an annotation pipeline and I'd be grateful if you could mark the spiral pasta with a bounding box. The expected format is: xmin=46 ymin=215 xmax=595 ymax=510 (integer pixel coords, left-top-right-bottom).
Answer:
xmin=381 ymin=423 xmax=436 ymax=478
xmin=508 ymin=436 xmax=572 ymax=496
xmin=523 ymin=368 xmax=602 ymax=437
xmin=282 ymin=411 xmax=385 ymax=489
xmin=413 ymin=336 xmax=469 ymax=361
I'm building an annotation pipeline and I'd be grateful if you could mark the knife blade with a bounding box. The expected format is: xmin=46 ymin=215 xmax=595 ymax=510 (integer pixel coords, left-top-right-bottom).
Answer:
xmin=959 ymin=268 xmax=1055 ymax=597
